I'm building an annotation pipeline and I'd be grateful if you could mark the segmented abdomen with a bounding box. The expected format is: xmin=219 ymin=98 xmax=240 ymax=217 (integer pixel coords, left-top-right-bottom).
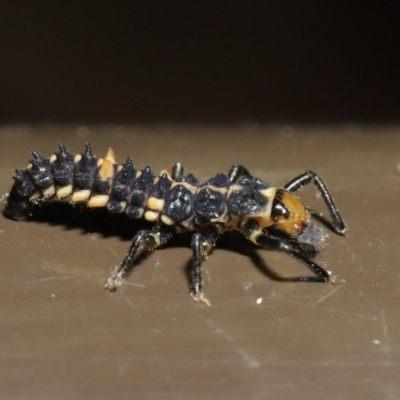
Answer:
xmin=4 ymin=143 xmax=274 ymax=231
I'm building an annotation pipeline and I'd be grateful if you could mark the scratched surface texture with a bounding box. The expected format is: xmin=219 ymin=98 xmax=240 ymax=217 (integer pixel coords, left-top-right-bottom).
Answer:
xmin=0 ymin=125 xmax=399 ymax=400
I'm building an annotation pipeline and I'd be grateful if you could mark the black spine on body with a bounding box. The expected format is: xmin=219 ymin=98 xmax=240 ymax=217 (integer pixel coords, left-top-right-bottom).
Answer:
xmin=51 ymin=143 xmax=75 ymax=187
xmin=193 ymin=173 xmax=231 ymax=224
xmin=4 ymin=145 xmax=75 ymax=220
xmin=148 ymin=173 xmax=172 ymax=199
xmin=204 ymin=173 xmax=231 ymax=188
xmin=4 ymin=169 xmax=37 ymax=220
xmin=164 ymin=185 xmax=194 ymax=222
xmin=4 ymin=143 xmax=97 ymax=220
xmin=125 ymin=165 xmax=155 ymax=218
xmin=107 ymin=157 xmax=136 ymax=214
xmin=4 ymin=144 xmax=158 ymax=221
xmin=175 ymin=173 xmax=199 ymax=186
xmin=28 ymin=151 xmax=53 ymax=190
xmin=162 ymin=172 xmax=200 ymax=223
xmin=227 ymin=176 xmax=271 ymax=217
xmin=73 ymin=143 xmax=98 ymax=190
xmin=5 ymin=150 xmax=55 ymax=220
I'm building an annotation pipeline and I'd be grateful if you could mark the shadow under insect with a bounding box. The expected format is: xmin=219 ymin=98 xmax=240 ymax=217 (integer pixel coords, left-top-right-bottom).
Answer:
xmin=12 ymin=201 xmax=335 ymax=287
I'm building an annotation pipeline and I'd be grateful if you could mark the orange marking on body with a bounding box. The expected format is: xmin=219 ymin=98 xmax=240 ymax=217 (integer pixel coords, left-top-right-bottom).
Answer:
xmin=105 ymin=147 xmax=116 ymax=164
xmin=277 ymin=192 xmax=309 ymax=235
xmin=99 ymin=158 xmax=114 ymax=181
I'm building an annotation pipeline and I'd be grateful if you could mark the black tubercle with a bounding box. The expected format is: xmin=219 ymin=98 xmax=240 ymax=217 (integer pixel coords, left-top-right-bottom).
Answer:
xmin=203 ymin=173 xmax=231 ymax=188
xmin=125 ymin=165 xmax=155 ymax=218
xmin=148 ymin=173 xmax=172 ymax=199
xmin=73 ymin=143 xmax=98 ymax=190
xmin=164 ymin=184 xmax=193 ymax=222
xmin=28 ymin=151 xmax=53 ymax=190
xmin=176 ymin=173 xmax=199 ymax=186
xmin=227 ymin=176 xmax=271 ymax=217
xmin=107 ymin=157 xmax=136 ymax=214
xmin=12 ymin=169 xmax=36 ymax=197
xmin=3 ymin=188 xmax=33 ymax=221
xmin=194 ymin=186 xmax=226 ymax=223
xmin=235 ymin=176 xmax=272 ymax=191
xmin=3 ymin=169 xmax=37 ymax=220
xmin=51 ymin=142 xmax=75 ymax=187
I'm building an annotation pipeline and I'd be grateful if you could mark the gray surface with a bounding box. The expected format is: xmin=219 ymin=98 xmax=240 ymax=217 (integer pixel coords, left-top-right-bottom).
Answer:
xmin=0 ymin=125 xmax=399 ymax=399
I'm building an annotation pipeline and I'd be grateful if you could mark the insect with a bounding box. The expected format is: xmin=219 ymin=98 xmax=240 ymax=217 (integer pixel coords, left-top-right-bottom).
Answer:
xmin=4 ymin=143 xmax=347 ymax=305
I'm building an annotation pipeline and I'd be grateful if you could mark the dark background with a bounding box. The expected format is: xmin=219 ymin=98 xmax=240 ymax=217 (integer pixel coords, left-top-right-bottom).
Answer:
xmin=1 ymin=2 xmax=398 ymax=124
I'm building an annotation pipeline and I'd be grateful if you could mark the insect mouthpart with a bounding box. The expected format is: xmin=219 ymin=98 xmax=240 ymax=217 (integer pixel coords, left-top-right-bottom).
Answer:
xmin=295 ymin=221 xmax=327 ymax=251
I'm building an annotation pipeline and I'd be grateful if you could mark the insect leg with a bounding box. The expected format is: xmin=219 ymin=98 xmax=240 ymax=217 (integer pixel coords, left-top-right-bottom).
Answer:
xmin=242 ymin=219 xmax=330 ymax=282
xmin=255 ymin=233 xmax=331 ymax=282
xmin=105 ymin=225 xmax=174 ymax=291
xmin=283 ymin=170 xmax=347 ymax=235
xmin=190 ymin=225 xmax=219 ymax=306
xmin=228 ymin=164 xmax=252 ymax=183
